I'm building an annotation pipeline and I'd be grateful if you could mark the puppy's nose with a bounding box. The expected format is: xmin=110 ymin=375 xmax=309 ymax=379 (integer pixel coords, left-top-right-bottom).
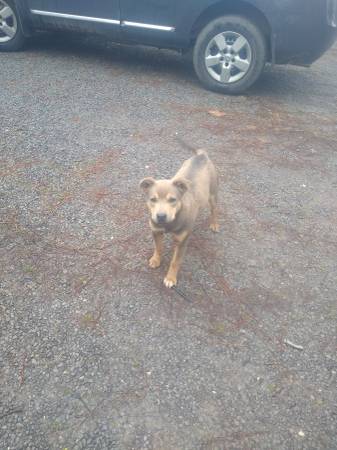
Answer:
xmin=156 ymin=213 xmax=167 ymax=224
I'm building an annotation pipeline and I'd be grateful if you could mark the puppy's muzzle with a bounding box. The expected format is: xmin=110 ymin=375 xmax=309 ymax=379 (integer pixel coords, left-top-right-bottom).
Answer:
xmin=156 ymin=213 xmax=167 ymax=224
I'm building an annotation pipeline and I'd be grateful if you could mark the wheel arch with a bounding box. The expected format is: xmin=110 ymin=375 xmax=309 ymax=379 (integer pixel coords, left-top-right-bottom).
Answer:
xmin=11 ymin=0 xmax=33 ymax=36
xmin=190 ymin=0 xmax=272 ymax=60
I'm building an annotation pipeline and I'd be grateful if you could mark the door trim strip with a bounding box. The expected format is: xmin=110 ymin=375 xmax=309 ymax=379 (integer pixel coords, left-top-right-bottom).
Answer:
xmin=30 ymin=10 xmax=175 ymax=32
xmin=30 ymin=10 xmax=120 ymax=25
xmin=122 ymin=21 xmax=175 ymax=32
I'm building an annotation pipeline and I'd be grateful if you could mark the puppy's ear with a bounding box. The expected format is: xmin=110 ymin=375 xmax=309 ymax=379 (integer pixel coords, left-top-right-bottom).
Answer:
xmin=139 ymin=177 xmax=155 ymax=191
xmin=173 ymin=178 xmax=190 ymax=196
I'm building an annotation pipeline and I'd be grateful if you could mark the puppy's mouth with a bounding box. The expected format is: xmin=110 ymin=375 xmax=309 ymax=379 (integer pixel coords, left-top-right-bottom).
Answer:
xmin=152 ymin=219 xmax=166 ymax=225
xmin=151 ymin=217 xmax=173 ymax=226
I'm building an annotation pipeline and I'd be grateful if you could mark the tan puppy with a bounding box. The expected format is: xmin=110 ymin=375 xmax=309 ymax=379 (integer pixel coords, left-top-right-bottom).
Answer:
xmin=140 ymin=149 xmax=219 ymax=288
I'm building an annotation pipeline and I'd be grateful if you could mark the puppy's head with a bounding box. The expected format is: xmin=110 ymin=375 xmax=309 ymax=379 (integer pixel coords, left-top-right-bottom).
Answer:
xmin=139 ymin=177 xmax=189 ymax=225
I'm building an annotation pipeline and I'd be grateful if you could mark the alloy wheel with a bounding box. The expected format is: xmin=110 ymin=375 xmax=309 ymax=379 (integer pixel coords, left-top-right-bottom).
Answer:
xmin=0 ymin=1 xmax=18 ymax=43
xmin=205 ymin=31 xmax=252 ymax=84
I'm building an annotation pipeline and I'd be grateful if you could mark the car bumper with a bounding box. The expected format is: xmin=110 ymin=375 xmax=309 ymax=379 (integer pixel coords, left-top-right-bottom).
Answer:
xmin=327 ymin=0 xmax=337 ymax=27
xmin=273 ymin=0 xmax=337 ymax=66
xmin=276 ymin=26 xmax=337 ymax=66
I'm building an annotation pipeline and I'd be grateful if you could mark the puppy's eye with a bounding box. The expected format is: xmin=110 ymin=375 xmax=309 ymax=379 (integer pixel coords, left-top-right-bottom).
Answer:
xmin=168 ymin=197 xmax=176 ymax=203
xmin=150 ymin=197 xmax=157 ymax=203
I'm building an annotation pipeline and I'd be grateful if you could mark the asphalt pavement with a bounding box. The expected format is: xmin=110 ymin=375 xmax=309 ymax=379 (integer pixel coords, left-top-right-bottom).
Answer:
xmin=1 ymin=33 xmax=337 ymax=450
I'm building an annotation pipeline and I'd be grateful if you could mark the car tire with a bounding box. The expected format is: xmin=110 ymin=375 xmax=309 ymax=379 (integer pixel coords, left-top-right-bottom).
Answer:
xmin=0 ymin=0 xmax=26 ymax=52
xmin=193 ymin=15 xmax=267 ymax=95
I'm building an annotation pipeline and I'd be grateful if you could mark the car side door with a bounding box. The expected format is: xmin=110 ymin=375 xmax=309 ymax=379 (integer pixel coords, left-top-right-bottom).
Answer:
xmin=120 ymin=0 xmax=185 ymax=47
xmin=27 ymin=0 xmax=120 ymax=34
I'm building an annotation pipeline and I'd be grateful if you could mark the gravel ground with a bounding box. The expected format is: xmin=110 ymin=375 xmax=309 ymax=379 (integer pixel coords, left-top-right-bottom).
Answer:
xmin=1 ymin=33 xmax=337 ymax=450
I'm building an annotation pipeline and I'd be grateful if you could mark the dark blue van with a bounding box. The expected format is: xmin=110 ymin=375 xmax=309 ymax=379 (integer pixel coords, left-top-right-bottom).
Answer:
xmin=1 ymin=0 xmax=336 ymax=93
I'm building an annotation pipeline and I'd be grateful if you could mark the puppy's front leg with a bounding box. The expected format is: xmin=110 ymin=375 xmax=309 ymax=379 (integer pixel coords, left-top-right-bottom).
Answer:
xmin=209 ymin=194 xmax=220 ymax=232
xmin=149 ymin=232 xmax=164 ymax=268
xmin=164 ymin=232 xmax=190 ymax=288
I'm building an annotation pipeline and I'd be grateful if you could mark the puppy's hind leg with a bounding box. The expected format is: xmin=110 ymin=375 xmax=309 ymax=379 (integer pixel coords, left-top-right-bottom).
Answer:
xmin=149 ymin=232 xmax=164 ymax=268
xmin=209 ymin=194 xmax=219 ymax=233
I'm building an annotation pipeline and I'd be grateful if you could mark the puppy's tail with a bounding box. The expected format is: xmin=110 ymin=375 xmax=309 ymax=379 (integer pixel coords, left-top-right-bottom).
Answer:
xmin=176 ymin=136 xmax=208 ymax=158
xmin=195 ymin=148 xmax=208 ymax=157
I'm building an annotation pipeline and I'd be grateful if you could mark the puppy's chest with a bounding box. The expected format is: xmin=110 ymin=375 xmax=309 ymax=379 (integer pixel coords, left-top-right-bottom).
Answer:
xmin=150 ymin=220 xmax=184 ymax=234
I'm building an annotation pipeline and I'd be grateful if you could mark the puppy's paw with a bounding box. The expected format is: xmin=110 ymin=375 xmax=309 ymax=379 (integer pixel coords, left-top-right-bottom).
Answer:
xmin=149 ymin=255 xmax=161 ymax=268
xmin=210 ymin=223 xmax=220 ymax=233
xmin=163 ymin=275 xmax=177 ymax=288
